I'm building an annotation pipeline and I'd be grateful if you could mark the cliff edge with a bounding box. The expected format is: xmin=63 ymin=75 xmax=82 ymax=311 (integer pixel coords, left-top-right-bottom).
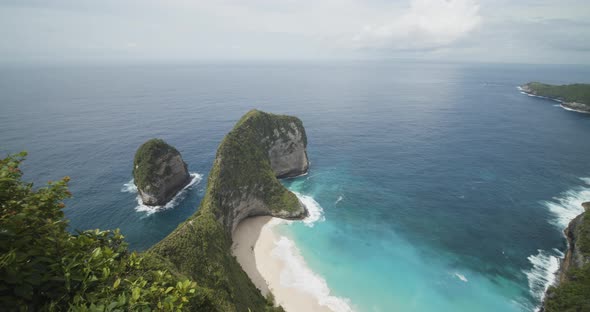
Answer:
xmin=542 ymin=202 xmax=590 ymax=312
xmin=149 ymin=110 xmax=309 ymax=311
xmin=133 ymin=139 xmax=191 ymax=206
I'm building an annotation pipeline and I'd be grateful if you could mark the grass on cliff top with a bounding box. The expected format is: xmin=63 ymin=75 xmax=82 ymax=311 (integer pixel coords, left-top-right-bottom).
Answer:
xmin=133 ymin=138 xmax=180 ymax=190
xmin=525 ymin=82 xmax=590 ymax=104
xmin=149 ymin=207 xmax=282 ymax=312
xmin=544 ymin=208 xmax=590 ymax=312
xmin=150 ymin=109 xmax=306 ymax=311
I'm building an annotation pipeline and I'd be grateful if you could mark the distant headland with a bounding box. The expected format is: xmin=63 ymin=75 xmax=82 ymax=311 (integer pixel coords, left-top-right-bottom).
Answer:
xmin=519 ymin=82 xmax=590 ymax=114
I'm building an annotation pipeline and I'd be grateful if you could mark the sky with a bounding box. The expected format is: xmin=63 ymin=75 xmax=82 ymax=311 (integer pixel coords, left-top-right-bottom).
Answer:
xmin=0 ymin=0 xmax=589 ymax=64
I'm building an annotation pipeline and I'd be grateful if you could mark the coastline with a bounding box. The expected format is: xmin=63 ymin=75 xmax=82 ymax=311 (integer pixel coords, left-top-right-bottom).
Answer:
xmin=232 ymin=216 xmax=349 ymax=312
xmin=532 ymin=178 xmax=590 ymax=311
xmin=517 ymin=86 xmax=590 ymax=114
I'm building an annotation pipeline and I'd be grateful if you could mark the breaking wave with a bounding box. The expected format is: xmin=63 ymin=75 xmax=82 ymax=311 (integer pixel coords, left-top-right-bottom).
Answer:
xmin=293 ymin=192 xmax=326 ymax=227
xmin=524 ymin=177 xmax=590 ymax=310
xmin=121 ymin=172 xmax=203 ymax=215
xmin=271 ymin=236 xmax=354 ymax=312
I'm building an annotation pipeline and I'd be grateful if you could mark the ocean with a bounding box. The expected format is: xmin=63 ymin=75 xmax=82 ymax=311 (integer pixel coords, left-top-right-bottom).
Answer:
xmin=1 ymin=61 xmax=589 ymax=311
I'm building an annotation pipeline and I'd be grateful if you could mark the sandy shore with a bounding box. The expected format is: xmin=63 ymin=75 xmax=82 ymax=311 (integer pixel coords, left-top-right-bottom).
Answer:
xmin=232 ymin=216 xmax=335 ymax=312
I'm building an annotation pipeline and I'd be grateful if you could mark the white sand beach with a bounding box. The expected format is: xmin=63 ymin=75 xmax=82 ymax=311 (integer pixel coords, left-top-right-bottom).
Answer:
xmin=232 ymin=216 xmax=336 ymax=312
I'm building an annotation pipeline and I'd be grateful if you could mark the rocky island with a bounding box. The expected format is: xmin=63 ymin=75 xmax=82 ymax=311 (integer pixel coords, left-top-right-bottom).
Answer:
xmin=520 ymin=82 xmax=590 ymax=113
xmin=542 ymin=202 xmax=590 ymax=311
xmin=133 ymin=139 xmax=191 ymax=206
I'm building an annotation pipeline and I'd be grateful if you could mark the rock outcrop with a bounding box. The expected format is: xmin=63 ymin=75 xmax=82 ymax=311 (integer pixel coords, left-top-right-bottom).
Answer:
xmin=267 ymin=123 xmax=309 ymax=178
xmin=542 ymin=202 xmax=590 ymax=311
xmin=561 ymin=101 xmax=590 ymax=113
xmin=133 ymin=139 xmax=190 ymax=206
xmin=209 ymin=109 xmax=309 ymax=233
xmin=149 ymin=110 xmax=310 ymax=311
xmin=558 ymin=203 xmax=590 ymax=283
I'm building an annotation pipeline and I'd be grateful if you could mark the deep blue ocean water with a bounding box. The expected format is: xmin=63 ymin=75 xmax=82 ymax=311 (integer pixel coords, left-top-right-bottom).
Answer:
xmin=1 ymin=62 xmax=590 ymax=311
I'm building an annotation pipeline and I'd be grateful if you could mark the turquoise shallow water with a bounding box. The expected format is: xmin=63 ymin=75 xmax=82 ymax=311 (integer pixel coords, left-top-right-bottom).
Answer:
xmin=1 ymin=62 xmax=590 ymax=311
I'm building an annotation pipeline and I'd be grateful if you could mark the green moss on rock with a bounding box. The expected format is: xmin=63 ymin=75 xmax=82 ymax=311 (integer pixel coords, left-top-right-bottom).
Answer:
xmin=133 ymin=139 xmax=190 ymax=206
xmin=133 ymin=139 xmax=180 ymax=191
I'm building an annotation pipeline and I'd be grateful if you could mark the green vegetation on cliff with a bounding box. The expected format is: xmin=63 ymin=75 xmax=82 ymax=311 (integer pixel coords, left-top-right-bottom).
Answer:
xmin=212 ymin=109 xmax=304 ymax=219
xmin=133 ymin=139 xmax=182 ymax=191
xmin=0 ymin=152 xmax=216 ymax=311
xmin=150 ymin=110 xmax=306 ymax=311
xmin=523 ymin=82 xmax=590 ymax=105
xmin=544 ymin=204 xmax=590 ymax=312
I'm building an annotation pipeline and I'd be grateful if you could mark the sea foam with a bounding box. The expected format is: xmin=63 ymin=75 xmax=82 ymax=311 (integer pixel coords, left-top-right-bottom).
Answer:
xmin=542 ymin=178 xmax=590 ymax=229
xmin=524 ymin=177 xmax=590 ymax=310
xmin=524 ymin=249 xmax=563 ymax=304
xmin=271 ymin=236 xmax=354 ymax=312
xmin=454 ymin=272 xmax=468 ymax=282
xmin=121 ymin=172 xmax=203 ymax=215
xmin=293 ymin=192 xmax=326 ymax=227
xmin=269 ymin=191 xmax=351 ymax=311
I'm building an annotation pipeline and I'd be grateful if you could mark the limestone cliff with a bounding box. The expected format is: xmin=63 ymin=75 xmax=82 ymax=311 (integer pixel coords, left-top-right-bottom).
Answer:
xmin=212 ymin=109 xmax=309 ymax=233
xmin=149 ymin=110 xmax=309 ymax=311
xmin=133 ymin=139 xmax=190 ymax=206
xmin=542 ymin=202 xmax=590 ymax=312
xmin=557 ymin=203 xmax=590 ymax=283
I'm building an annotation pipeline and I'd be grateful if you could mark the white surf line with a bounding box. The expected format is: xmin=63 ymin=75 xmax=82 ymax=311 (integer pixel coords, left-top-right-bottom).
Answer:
xmin=268 ymin=191 xmax=353 ymax=311
xmin=270 ymin=234 xmax=354 ymax=312
xmin=121 ymin=172 xmax=203 ymax=215
xmin=524 ymin=177 xmax=590 ymax=311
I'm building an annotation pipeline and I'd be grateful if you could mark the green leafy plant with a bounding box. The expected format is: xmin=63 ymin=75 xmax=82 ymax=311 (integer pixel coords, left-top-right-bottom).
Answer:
xmin=0 ymin=152 xmax=212 ymax=311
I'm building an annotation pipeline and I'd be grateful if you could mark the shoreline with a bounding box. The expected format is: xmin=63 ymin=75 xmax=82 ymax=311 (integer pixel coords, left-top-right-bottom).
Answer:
xmin=533 ymin=178 xmax=590 ymax=311
xmin=121 ymin=172 xmax=203 ymax=215
xmin=231 ymin=216 xmax=346 ymax=312
xmin=517 ymin=86 xmax=590 ymax=114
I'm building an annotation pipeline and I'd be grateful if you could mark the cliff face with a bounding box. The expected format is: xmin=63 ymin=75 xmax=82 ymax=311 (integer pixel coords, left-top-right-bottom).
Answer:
xmin=149 ymin=110 xmax=309 ymax=311
xmin=212 ymin=109 xmax=309 ymax=232
xmin=559 ymin=207 xmax=590 ymax=283
xmin=133 ymin=139 xmax=190 ymax=206
xmin=542 ymin=202 xmax=590 ymax=312
xmin=267 ymin=123 xmax=309 ymax=178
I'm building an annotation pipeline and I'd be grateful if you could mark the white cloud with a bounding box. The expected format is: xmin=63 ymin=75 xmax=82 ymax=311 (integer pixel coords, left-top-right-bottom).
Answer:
xmin=1 ymin=0 xmax=589 ymax=64
xmin=353 ymin=0 xmax=481 ymax=51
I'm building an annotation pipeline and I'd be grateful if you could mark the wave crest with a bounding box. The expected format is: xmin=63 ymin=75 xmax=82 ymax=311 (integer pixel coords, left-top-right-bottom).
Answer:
xmin=271 ymin=236 xmax=354 ymax=312
xmin=525 ymin=177 xmax=590 ymax=310
xmin=542 ymin=177 xmax=590 ymax=229
xmin=293 ymin=192 xmax=326 ymax=227
xmin=524 ymin=249 xmax=563 ymax=305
